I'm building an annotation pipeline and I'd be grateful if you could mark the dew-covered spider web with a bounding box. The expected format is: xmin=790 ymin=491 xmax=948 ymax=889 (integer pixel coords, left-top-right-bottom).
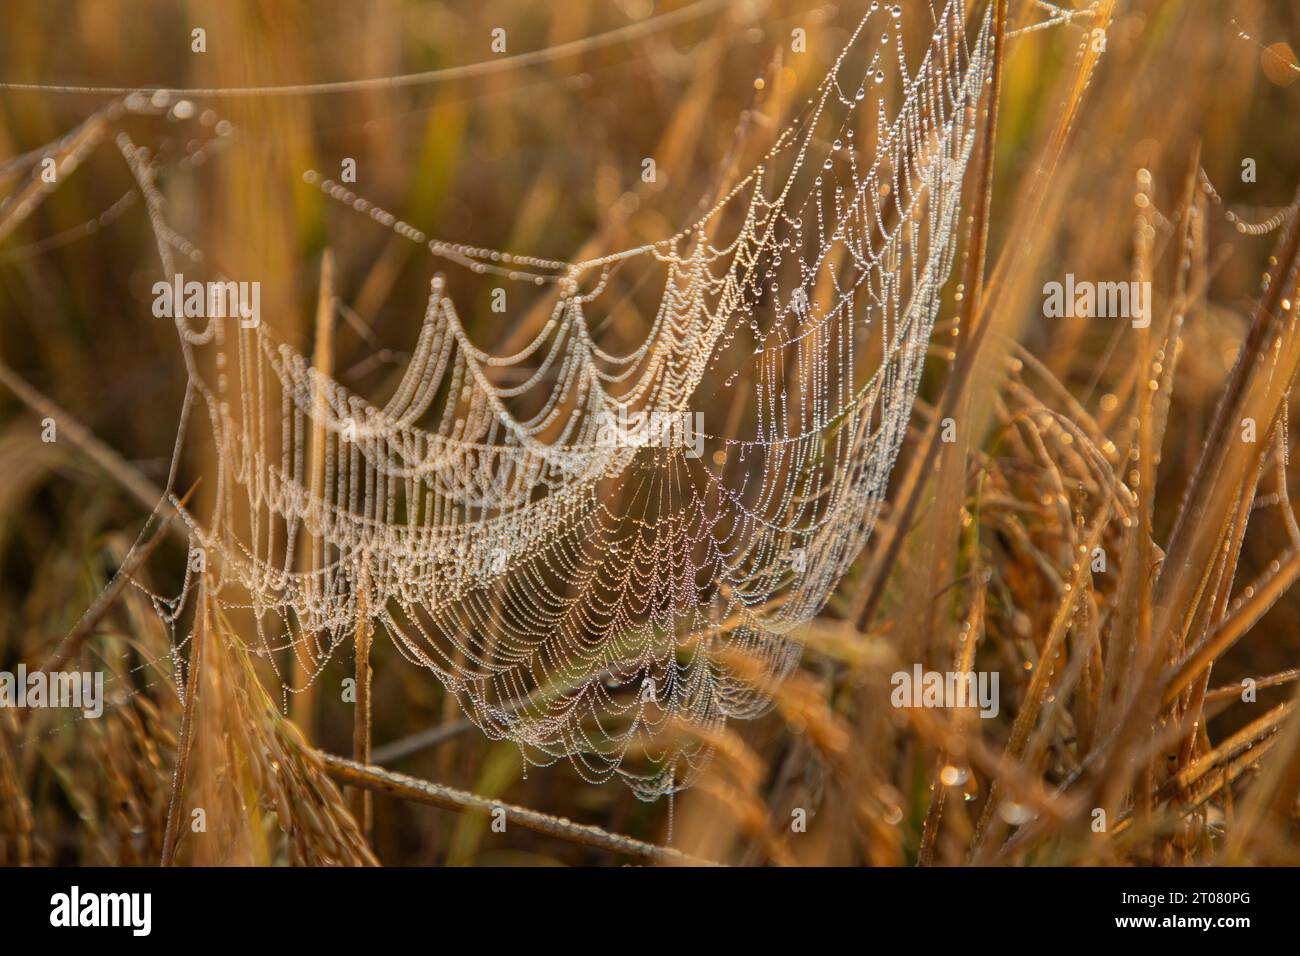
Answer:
xmin=19 ymin=0 xmax=996 ymax=799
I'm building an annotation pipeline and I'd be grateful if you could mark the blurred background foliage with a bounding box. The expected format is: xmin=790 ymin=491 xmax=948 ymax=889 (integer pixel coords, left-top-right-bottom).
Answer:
xmin=2 ymin=0 xmax=1300 ymax=866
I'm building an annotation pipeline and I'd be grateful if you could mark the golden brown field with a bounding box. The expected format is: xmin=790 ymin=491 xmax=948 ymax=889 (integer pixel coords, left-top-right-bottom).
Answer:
xmin=1 ymin=0 xmax=1299 ymax=869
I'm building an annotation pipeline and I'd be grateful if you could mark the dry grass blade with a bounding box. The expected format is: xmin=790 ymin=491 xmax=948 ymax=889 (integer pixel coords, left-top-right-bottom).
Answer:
xmin=319 ymin=754 xmax=717 ymax=866
xmin=36 ymin=481 xmax=197 ymax=678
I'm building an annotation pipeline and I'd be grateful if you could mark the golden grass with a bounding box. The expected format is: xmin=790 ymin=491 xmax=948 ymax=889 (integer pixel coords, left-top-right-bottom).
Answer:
xmin=1 ymin=0 xmax=1299 ymax=866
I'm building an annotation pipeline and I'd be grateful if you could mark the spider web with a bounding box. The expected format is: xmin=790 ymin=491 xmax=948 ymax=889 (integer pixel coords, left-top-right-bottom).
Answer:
xmin=16 ymin=0 xmax=996 ymax=799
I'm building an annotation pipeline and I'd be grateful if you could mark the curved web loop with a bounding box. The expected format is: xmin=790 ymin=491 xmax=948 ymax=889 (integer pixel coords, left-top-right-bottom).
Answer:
xmin=166 ymin=0 xmax=994 ymax=799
